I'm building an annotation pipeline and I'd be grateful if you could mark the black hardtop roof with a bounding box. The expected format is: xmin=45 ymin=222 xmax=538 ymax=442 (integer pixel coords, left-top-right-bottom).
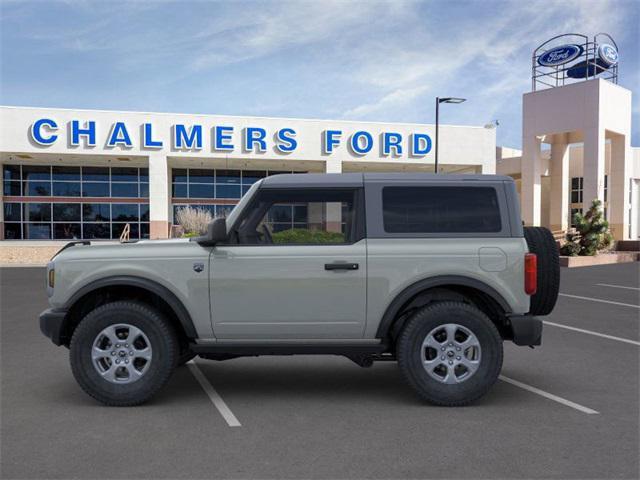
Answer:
xmin=260 ymin=172 xmax=513 ymax=188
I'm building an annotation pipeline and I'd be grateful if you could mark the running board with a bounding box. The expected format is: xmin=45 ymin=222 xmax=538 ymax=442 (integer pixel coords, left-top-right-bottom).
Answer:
xmin=190 ymin=342 xmax=388 ymax=357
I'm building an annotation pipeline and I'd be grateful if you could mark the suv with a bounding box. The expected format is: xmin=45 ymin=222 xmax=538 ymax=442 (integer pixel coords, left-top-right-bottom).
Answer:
xmin=40 ymin=173 xmax=559 ymax=406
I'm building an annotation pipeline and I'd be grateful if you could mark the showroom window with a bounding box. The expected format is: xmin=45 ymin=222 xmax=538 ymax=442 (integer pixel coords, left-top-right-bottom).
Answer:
xmin=2 ymin=164 xmax=149 ymax=240
xmin=171 ymin=168 xmax=242 ymax=200
xmin=172 ymin=204 xmax=235 ymax=221
xmin=170 ymin=168 xmax=306 ymax=224
xmin=570 ymin=177 xmax=583 ymax=203
xmin=3 ymin=201 xmax=149 ymax=240
xmin=3 ymin=165 xmax=149 ymax=199
xmin=570 ymin=176 xmax=608 ymax=221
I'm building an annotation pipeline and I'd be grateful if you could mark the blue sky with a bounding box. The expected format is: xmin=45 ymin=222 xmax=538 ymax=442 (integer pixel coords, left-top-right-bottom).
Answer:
xmin=1 ymin=0 xmax=638 ymax=148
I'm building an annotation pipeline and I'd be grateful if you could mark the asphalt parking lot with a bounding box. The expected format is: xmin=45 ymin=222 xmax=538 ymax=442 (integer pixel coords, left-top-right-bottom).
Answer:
xmin=1 ymin=263 xmax=639 ymax=479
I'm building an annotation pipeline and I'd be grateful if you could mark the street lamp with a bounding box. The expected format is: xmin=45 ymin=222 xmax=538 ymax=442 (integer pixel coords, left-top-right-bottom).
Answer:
xmin=435 ymin=97 xmax=466 ymax=173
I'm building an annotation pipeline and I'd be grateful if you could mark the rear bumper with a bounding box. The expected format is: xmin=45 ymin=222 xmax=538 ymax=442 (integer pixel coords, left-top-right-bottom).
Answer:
xmin=39 ymin=308 xmax=68 ymax=346
xmin=508 ymin=315 xmax=542 ymax=346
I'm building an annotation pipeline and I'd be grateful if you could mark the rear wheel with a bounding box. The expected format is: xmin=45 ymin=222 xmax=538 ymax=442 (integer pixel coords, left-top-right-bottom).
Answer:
xmin=397 ymin=301 xmax=503 ymax=406
xmin=70 ymin=301 xmax=179 ymax=406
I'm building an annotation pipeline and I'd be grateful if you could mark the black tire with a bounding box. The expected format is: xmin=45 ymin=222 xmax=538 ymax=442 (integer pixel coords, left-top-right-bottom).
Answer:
xmin=69 ymin=301 xmax=179 ymax=406
xmin=524 ymin=226 xmax=560 ymax=315
xmin=397 ymin=301 xmax=503 ymax=406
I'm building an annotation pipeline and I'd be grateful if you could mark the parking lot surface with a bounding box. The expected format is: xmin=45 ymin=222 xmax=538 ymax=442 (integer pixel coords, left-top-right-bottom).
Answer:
xmin=1 ymin=263 xmax=639 ymax=479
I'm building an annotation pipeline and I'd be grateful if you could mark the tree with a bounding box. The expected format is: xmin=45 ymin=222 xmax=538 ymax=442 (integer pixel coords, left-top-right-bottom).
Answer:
xmin=560 ymin=199 xmax=613 ymax=256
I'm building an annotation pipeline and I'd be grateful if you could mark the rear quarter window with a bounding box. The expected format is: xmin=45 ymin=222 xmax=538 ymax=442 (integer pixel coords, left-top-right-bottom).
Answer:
xmin=382 ymin=186 xmax=502 ymax=233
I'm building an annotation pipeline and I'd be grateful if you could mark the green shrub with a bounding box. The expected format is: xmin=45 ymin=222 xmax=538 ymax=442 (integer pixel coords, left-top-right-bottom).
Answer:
xmin=560 ymin=199 xmax=613 ymax=256
xmin=271 ymin=228 xmax=345 ymax=244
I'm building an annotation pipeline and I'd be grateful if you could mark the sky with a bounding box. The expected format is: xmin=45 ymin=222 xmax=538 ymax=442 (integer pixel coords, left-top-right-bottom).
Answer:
xmin=1 ymin=0 xmax=638 ymax=148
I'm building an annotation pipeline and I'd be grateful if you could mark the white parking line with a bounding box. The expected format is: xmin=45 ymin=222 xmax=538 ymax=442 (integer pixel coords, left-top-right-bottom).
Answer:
xmin=499 ymin=375 xmax=599 ymax=415
xmin=543 ymin=320 xmax=640 ymax=346
xmin=559 ymin=293 xmax=640 ymax=309
xmin=596 ymin=283 xmax=640 ymax=291
xmin=187 ymin=360 xmax=241 ymax=427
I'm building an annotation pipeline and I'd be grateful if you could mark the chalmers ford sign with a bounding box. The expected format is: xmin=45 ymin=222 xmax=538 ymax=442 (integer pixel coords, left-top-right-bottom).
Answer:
xmin=29 ymin=118 xmax=434 ymax=157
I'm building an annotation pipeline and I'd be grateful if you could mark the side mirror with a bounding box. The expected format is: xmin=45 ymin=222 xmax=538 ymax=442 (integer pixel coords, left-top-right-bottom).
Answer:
xmin=209 ymin=217 xmax=228 ymax=243
xmin=195 ymin=217 xmax=227 ymax=246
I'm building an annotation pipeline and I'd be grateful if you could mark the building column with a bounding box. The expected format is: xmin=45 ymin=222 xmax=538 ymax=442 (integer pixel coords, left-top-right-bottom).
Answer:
xmin=521 ymin=135 xmax=543 ymax=226
xmin=481 ymin=163 xmax=496 ymax=174
xmin=325 ymin=159 xmax=342 ymax=174
xmin=324 ymin=159 xmax=342 ymax=232
xmin=582 ymin=126 xmax=606 ymax=212
xmin=148 ymin=153 xmax=170 ymax=239
xmin=609 ymin=134 xmax=631 ymax=240
xmin=549 ymin=134 xmax=569 ymax=233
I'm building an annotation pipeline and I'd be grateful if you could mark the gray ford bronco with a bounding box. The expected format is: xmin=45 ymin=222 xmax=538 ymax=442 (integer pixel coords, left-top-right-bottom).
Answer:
xmin=40 ymin=173 xmax=560 ymax=406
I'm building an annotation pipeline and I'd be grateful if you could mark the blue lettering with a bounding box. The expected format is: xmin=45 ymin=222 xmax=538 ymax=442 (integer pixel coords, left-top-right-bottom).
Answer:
xmin=275 ymin=128 xmax=297 ymax=153
xmin=350 ymin=131 xmax=373 ymax=155
xmin=173 ymin=124 xmax=202 ymax=149
xmin=323 ymin=130 xmax=342 ymax=154
xmin=411 ymin=133 xmax=432 ymax=156
xmin=71 ymin=120 xmax=96 ymax=147
xmin=143 ymin=123 xmax=163 ymax=148
xmin=214 ymin=126 xmax=234 ymax=151
xmin=244 ymin=127 xmax=267 ymax=152
xmin=30 ymin=118 xmax=58 ymax=145
xmin=107 ymin=122 xmax=132 ymax=148
xmin=383 ymin=132 xmax=403 ymax=156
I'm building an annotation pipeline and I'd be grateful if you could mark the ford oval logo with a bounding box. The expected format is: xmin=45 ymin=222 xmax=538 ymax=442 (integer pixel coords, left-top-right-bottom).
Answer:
xmin=598 ymin=44 xmax=618 ymax=66
xmin=538 ymin=44 xmax=583 ymax=67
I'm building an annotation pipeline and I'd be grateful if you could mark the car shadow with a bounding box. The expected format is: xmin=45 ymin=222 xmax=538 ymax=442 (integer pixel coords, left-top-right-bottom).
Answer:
xmin=187 ymin=357 xmax=521 ymax=409
xmin=48 ymin=357 xmax=529 ymax=410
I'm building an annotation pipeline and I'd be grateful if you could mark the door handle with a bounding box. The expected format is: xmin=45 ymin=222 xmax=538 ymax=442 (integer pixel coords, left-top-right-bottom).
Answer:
xmin=325 ymin=262 xmax=359 ymax=271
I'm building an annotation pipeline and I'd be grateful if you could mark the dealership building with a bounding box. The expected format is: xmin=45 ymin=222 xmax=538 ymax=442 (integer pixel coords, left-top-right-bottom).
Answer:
xmin=0 ymin=107 xmax=495 ymax=241
xmin=0 ymin=34 xmax=638 ymax=243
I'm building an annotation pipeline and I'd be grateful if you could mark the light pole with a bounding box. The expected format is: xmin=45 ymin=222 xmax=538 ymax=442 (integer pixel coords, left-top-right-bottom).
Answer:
xmin=435 ymin=97 xmax=466 ymax=173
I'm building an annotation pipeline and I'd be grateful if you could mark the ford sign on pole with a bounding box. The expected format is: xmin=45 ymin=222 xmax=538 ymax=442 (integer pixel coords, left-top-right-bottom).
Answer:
xmin=537 ymin=44 xmax=583 ymax=67
xmin=598 ymin=44 xmax=619 ymax=66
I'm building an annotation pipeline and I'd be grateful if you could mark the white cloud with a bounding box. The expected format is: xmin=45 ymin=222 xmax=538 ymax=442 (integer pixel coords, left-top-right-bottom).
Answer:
xmin=188 ymin=1 xmax=412 ymax=71
xmin=342 ymin=85 xmax=428 ymax=117
xmin=338 ymin=0 xmax=630 ymax=121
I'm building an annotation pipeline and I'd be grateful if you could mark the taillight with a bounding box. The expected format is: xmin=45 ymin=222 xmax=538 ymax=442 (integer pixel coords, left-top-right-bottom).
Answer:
xmin=524 ymin=253 xmax=537 ymax=295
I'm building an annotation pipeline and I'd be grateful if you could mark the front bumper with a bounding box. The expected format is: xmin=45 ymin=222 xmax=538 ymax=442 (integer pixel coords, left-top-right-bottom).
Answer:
xmin=39 ymin=308 xmax=68 ymax=346
xmin=508 ymin=315 xmax=542 ymax=346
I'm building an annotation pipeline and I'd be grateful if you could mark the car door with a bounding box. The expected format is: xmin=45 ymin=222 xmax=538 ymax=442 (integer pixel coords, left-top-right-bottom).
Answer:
xmin=210 ymin=187 xmax=367 ymax=339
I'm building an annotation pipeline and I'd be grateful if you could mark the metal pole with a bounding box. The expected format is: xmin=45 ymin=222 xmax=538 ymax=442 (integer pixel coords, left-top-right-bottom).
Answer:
xmin=435 ymin=97 xmax=439 ymax=174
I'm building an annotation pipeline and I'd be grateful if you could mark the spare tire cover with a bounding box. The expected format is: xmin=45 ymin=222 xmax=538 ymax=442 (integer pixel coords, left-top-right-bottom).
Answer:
xmin=523 ymin=227 xmax=560 ymax=316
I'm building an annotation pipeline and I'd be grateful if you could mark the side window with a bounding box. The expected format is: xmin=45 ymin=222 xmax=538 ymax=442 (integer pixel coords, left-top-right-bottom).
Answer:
xmin=235 ymin=189 xmax=361 ymax=245
xmin=382 ymin=186 xmax=502 ymax=233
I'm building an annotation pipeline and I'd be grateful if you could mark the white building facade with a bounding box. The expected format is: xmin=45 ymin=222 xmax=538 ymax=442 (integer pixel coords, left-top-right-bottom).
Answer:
xmin=497 ymin=79 xmax=639 ymax=240
xmin=0 ymin=106 xmax=496 ymax=241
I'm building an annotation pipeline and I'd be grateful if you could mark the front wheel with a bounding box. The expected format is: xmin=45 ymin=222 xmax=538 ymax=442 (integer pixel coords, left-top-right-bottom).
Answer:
xmin=397 ymin=301 xmax=503 ymax=406
xmin=69 ymin=301 xmax=179 ymax=406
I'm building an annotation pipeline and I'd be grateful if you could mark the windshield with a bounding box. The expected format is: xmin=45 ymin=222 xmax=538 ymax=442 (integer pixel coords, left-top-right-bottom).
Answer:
xmin=225 ymin=180 xmax=262 ymax=231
